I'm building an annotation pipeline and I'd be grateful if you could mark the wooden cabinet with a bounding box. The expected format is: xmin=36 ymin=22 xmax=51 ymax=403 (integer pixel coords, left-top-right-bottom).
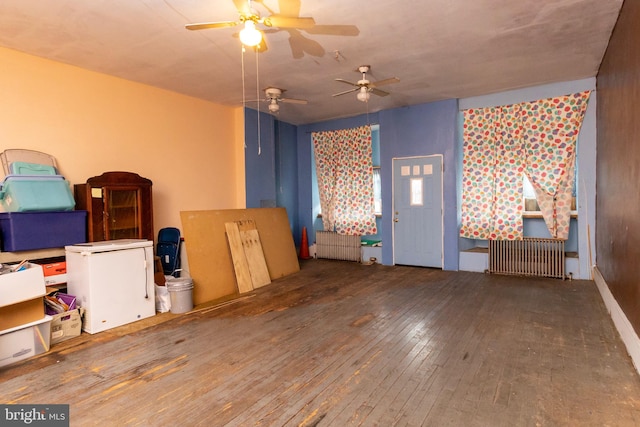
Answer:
xmin=74 ymin=172 xmax=154 ymax=243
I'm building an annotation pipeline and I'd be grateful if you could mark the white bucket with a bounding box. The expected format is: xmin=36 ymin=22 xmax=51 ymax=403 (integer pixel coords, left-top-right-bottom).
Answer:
xmin=166 ymin=278 xmax=194 ymax=314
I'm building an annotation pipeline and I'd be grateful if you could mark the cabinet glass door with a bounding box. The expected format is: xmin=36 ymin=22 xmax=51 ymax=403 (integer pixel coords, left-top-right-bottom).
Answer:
xmin=104 ymin=187 xmax=141 ymax=240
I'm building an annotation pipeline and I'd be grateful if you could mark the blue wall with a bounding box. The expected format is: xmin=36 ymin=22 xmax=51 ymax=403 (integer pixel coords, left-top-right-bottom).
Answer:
xmin=378 ymin=101 xmax=459 ymax=269
xmin=294 ymin=101 xmax=459 ymax=269
xmin=244 ymin=108 xmax=299 ymax=239
xmin=244 ymin=108 xmax=276 ymax=208
xmin=245 ymin=83 xmax=591 ymax=274
xmin=247 ymin=82 xmax=594 ymax=275
xmin=246 ymin=100 xmax=460 ymax=269
xmin=275 ymin=120 xmax=299 ymax=236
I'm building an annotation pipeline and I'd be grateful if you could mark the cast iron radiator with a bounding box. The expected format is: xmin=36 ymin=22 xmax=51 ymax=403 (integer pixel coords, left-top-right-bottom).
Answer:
xmin=315 ymin=231 xmax=361 ymax=262
xmin=488 ymin=237 xmax=566 ymax=279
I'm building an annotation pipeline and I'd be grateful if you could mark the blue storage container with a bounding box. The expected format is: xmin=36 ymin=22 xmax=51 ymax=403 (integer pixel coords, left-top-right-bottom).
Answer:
xmin=10 ymin=162 xmax=57 ymax=176
xmin=0 ymin=175 xmax=75 ymax=212
xmin=0 ymin=211 xmax=87 ymax=251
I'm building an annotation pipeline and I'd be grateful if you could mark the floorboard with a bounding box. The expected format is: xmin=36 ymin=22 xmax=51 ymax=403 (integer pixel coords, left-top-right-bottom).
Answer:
xmin=2 ymin=260 xmax=640 ymax=426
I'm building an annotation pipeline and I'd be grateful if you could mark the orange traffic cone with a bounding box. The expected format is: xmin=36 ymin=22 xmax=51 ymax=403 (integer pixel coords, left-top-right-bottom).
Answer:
xmin=299 ymin=227 xmax=312 ymax=259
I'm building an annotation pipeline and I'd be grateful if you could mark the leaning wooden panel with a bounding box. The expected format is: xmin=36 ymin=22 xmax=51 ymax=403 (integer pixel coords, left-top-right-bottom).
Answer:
xmin=225 ymin=222 xmax=254 ymax=294
xmin=180 ymin=208 xmax=299 ymax=304
xmin=237 ymin=220 xmax=271 ymax=289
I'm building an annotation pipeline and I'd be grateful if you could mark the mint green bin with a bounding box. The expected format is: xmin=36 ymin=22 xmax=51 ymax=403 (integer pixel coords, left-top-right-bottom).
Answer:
xmin=0 ymin=175 xmax=75 ymax=212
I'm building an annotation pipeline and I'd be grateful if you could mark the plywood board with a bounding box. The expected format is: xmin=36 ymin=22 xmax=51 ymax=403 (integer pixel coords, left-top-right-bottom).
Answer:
xmin=180 ymin=208 xmax=299 ymax=304
xmin=237 ymin=220 xmax=271 ymax=289
xmin=224 ymin=222 xmax=254 ymax=294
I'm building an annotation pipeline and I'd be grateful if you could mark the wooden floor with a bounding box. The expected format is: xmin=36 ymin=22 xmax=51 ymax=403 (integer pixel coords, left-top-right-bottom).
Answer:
xmin=3 ymin=260 xmax=640 ymax=426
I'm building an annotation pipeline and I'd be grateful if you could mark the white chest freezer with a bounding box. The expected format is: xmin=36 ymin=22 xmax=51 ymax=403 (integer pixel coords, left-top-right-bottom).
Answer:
xmin=65 ymin=239 xmax=155 ymax=334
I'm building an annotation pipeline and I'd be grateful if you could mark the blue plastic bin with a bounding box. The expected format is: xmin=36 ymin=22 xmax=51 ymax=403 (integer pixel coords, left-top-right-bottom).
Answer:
xmin=0 ymin=211 xmax=87 ymax=251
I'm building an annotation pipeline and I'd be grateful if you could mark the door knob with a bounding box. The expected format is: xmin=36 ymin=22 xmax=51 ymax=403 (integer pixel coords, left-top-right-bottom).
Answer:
xmin=393 ymin=218 xmax=399 ymax=223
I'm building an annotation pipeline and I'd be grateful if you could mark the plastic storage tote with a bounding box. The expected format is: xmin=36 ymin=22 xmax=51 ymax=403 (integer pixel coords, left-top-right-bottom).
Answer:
xmin=0 ymin=211 xmax=87 ymax=251
xmin=0 ymin=175 xmax=75 ymax=212
xmin=10 ymin=162 xmax=57 ymax=176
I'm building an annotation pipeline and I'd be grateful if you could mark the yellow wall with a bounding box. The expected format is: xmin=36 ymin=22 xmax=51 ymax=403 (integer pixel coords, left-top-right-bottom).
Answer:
xmin=0 ymin=46 xmax=245 ymax=237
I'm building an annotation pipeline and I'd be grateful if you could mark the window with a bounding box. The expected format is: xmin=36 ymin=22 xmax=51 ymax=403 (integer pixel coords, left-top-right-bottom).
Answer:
xmin=523 ymin=165 xmax=577 ymax=213
xmin=523 ymin=174 xmax=539 ymax=211
xmin=410 ymin=178 xmax=423 ymax=206
xmin=373 ymin=167 xmax=382 ymax=215
xmin=372 ymin=125 xmax=381 ymax=216
xmin=315 ymin=125 xmax=381 ymax=216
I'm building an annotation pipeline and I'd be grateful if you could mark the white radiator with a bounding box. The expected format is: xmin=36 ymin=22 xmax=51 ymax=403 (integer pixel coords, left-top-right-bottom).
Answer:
xmin=488 ymin=237 xmax=566 ymax=279
xmin=316 ymin=231 xmax=361 ymax=262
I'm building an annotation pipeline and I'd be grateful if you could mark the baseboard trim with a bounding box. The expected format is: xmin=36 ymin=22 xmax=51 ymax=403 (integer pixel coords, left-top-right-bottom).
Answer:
xmin=593 ymin=265 xmax=640 ymax=375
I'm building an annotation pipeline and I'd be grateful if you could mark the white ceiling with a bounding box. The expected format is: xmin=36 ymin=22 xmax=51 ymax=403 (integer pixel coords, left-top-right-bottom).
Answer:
xmin=0 ymin=0 xmax=623 ymax=125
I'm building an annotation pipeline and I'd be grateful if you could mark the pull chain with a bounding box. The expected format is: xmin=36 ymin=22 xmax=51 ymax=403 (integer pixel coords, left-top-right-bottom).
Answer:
xmin=241 ymin=45 xmax=247 ymax=148
xmin=256 ymin=46 xmax=261 ymax=155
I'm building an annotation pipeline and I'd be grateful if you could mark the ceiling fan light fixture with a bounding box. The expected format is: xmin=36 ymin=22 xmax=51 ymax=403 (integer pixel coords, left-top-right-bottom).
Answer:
xmin=239 ymin=20 xmax=262 ymax=46
xmin=268 ymin=99 xmax=280 ymax=113
xmin=357 ymin=87 xmax=370 ymax=102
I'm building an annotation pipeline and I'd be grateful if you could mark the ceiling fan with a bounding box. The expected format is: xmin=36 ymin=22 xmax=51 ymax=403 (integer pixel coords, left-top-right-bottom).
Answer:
xmin=255 ymin=0 xmax=360 ymax=59
xmin=333 ymin=65 xmax=400 ymax=102
xmin=185 ymin=0 xmax=315 ymax=51
xmin=254 ymin=87 xmax=307 ymax=113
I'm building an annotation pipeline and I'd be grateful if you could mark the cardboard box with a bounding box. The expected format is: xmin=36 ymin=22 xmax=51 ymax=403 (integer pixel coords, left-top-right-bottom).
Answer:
xmin=0 ymin=315 xmax=52 ymax=368
xmin=0 ymin=262 xmax=46 ymax=307
xmin=0 ymin=298 xmax=45 ymax=331
xmin=44 ymin=273 xmax=67 ymax=286
xmin=39 ymin=261 xmax=67 ymax=276
xmin=50 ymin=308 xmax=83 ymax=345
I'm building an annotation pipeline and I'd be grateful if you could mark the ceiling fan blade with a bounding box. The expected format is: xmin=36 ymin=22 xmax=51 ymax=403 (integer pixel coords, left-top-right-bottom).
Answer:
xmin=332 ymin=88 xmax=359 ymax=97
xmin=265 ymin=15 xmax=315 ymax=29
xmin=281 ymin=98 xmax=308 ymax=104
xmin=277 ymin=0 xmax=302 ymax=16
xmin=369 ymin=77 xmax=400 ymax=88
xmin=305 ymin=25 xmax=360 ymax=36
xmin=233 ymin=0 xmax=253 ymax=16
xmin=335 ymin=78 xmax=359 ymax=87
xmin=371 ymin=88 xmax=391 ymax=97
xmin=287 ymin=33 xmax=305 ymax=59
xmin=185 ymin=21 xmax=238 ymax=31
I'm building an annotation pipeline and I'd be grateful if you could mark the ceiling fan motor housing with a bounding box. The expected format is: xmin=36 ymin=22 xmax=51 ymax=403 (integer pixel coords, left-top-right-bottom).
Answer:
xmin=265 ymin=87 xmax=282 ymax=98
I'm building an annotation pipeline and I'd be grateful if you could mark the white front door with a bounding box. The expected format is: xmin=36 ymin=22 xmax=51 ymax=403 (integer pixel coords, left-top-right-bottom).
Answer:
xmin=393 ymin=156 xmax=443 ymax=267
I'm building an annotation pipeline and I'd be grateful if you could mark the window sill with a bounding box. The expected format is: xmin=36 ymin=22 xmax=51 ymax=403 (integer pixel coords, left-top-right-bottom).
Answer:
xmin=317 ymin=214 xmax=382 ymax=218
xmin=523 ymin=211 xmax=578 ymax=219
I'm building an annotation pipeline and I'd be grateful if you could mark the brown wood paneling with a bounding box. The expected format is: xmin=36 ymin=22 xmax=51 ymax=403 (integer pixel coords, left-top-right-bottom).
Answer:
xmin=596 ymin=0 xmax=640 ymax=334
xmin=180 ymin=208 xmax=299 ymax=304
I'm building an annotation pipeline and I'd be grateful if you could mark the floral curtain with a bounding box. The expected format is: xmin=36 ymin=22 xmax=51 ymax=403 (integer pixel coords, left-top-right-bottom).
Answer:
xmin=460 ymin=91 xmax=591 ymax=240
xmin=521 ymin=92 xmax=591 ymax=239
xmin=460 ymin=105 xmax=525 ymax=240
xmin=313 ymin=125 xmax=377 ymax=235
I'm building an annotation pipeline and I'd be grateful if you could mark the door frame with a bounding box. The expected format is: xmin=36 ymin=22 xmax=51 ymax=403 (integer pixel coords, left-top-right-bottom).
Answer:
xmin=391 ymin=154 xmax=444 ymax=267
